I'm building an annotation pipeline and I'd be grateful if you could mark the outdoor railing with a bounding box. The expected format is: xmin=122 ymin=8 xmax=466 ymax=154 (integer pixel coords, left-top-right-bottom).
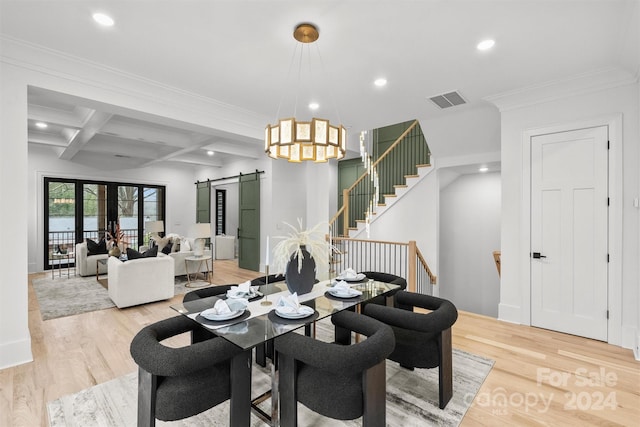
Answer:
xmin=47 ymin=228 xmax=141 ymax=267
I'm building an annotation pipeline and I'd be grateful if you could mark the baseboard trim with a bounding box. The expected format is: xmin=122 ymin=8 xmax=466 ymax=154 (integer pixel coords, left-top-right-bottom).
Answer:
xmin=0 ymin=337 xmax=33 ymax=370
xmin=498 ymin=302 xmax=522 ymax=324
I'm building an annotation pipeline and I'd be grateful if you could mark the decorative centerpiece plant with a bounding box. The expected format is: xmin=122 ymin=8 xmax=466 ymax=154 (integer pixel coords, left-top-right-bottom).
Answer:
xmin=105 ymin=222 xmax=129 ymax=256
xmin=272 ymin=219 xmax=330 ymax=286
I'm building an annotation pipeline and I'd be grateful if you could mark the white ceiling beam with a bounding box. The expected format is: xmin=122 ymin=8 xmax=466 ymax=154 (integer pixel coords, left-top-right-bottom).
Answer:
xmin=204 ymin=141 xmax=262 ymax=159
xmin=59 ymin=111 xmax=113 ymax=160
xmin=28 ymin=105 xmax=83 ymax=128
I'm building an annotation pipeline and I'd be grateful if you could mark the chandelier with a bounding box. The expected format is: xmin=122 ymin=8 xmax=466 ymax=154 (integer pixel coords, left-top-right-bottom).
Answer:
xmin=265 ymin=23 xmax=347 ymax=163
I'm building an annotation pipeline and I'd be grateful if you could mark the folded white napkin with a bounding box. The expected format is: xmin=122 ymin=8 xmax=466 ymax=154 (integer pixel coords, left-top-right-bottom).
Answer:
xmin=277 ymin=292 xmax=300 ymax=311
xmin=228 ymin=280 xmax=257 ymax=298
xmin=339 ymin=268 xmax=358 ymax=279
xmin=213 ymin=299 xmax=232 ymax=314
xmin=332 ymin=281 xmax=362 ymax=296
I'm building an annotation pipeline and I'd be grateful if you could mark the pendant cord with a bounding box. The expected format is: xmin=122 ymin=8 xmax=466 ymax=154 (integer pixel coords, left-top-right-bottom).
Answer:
xmin=314 ymin=41 xmax=343 ymax=125
xmin=273 ymin=41 xmax=301 ymax=123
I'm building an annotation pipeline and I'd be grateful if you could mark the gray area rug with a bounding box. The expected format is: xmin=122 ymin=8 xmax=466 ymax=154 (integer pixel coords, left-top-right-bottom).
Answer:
xmin=32 ymin=275 xmax=200 ymax=321
xmin=47 ymin=344 xmax=493 ymax=426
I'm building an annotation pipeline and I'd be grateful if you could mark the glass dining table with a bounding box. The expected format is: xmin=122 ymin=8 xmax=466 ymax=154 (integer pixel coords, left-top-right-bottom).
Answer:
xmin=170 ymin=278 xmax=400 ymax=427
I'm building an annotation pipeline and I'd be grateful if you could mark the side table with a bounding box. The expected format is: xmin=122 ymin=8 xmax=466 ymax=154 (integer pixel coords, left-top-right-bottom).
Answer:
xmin=96 ymin=258 xmax=109 ymax=288
xmin=185 ymin=255 xmax=213 ymax=288
xmin=51 ymin=251 xmax=75 ymax=279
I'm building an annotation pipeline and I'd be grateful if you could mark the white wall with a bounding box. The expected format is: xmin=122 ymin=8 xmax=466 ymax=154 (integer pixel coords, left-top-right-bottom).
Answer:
xmin=363 ymin=168 xmax=440 ymax=291
xmin=499 ymin=82 xmax=639 ymax=351
xmin=439 ymin=172 xmax=501 ymax=317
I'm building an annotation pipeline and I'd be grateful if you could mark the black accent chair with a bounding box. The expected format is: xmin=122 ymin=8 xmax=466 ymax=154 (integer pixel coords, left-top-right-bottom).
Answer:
xmin=129 ymin=315 xmax=245 ymax=426
xmin=183 ymin=284 xmax=234 ymax=343
xmin=363 ymin=291 xmax=458 ymax=409
xmin=275 ymin=310 xmax=395 ymax=427
xmin=358 ymin=271 xmax=407 ymax=307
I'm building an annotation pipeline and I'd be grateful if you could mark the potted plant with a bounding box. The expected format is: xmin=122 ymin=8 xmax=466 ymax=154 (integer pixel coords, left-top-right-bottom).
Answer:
xmin=272 ymin=219 xmax=330 ymax=295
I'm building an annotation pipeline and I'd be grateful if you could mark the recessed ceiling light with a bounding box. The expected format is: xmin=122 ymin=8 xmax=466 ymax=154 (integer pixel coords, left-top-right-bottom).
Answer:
xmin=207 ymin=150 xmax=214 ymax=156
xmin=479 ymin=166 xmax=489 ymax=173
xmin=35 ymin=122 xmax=48 ymax=129
xmin=374 ymin=78 xmax=387 ymax=87
xmin=308 ymin=102 xmax=319 ymax=110
xmin=93 ymin=13 xmax=114 ymax=27
xmin=477 ymin=39 xmax=495 ymax=51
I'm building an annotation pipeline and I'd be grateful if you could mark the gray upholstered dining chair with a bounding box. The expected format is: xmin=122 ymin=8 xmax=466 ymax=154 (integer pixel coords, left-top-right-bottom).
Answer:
xmin=275 ymin=310 xmax=395 ymax=427
xmin=358 ymin=271 xmax=407 ymax=307
xmin=363 ymin=291 xmax=458 ymax=409
xmin=129 ymin=315 xmax=245 ymax=426
xmin=182 ymin=284 xmax=234 ymax=343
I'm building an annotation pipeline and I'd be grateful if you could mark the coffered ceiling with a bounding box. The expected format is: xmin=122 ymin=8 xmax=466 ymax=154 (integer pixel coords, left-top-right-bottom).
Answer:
xmin=1 ymin=1 xmax=638 ymax=169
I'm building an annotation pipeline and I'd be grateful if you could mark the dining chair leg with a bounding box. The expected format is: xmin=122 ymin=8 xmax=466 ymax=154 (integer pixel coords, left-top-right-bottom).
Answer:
xmin=137 ymin=367 xmax=157 ymax=427
xmin=230 ymin=350 xmax=252 ymax=426
xmin=438 ymin=327 xmax=453 ymax=409
xmin=363 ymin=361 xmax=386 ymax=427
xmin=278 ymin=352 xmax=298 ymax=427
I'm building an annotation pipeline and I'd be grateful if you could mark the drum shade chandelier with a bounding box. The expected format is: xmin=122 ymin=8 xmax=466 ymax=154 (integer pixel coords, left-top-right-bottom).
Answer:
xmin=265 ymin=23 xmax=346 ymax=162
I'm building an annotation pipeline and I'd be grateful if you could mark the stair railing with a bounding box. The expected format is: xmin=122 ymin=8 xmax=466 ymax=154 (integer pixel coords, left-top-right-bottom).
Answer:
xmin=330 ymin=119 xmax=429 ymax=237
xmin=329 ymin=236 xmax=436 ymax=294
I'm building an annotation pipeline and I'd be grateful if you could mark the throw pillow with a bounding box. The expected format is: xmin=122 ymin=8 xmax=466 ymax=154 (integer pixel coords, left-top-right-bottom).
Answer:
xmin=179 ymin=237 xmax=191 ymax=252
xmin=161 ymin=242 xmax=173 ymax=255
xmin=126 ymin=246 xmax=158 ymax=260
xmin=87 ymin=238 xmax=108 ymax=255
xmin=155 ymin=237 xmax=171 ymax=252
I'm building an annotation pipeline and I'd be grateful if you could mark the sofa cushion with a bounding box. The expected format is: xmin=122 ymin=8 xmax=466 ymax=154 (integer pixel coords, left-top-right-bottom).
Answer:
xmin=155 ymin=237 xmax=171 ymax=252
xmin=87 ymin=238 xmax=108 ymax=255
xmin=179 ymin=237 xmax=192 ymax=252
xmin=127 ymin=246 xmax=158 ymax=260
xmin=161 ymin=242 xmax=173 ymax=255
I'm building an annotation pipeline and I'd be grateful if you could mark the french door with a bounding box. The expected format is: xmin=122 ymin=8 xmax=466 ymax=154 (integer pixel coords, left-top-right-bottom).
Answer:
xmin=44 ymin=178 xmax=165 ymax=270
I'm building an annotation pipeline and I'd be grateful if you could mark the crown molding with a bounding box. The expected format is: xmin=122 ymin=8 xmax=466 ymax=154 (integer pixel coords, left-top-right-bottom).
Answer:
xmin=484 ymin=67 xmax=638 ymax=112
xmin=0 ymin=35 xmax=266 ymax=139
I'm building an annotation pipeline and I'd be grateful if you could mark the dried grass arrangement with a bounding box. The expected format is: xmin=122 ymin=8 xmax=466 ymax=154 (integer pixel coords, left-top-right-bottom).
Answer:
xmin=271 ymin=219 xmax=330 ymax=275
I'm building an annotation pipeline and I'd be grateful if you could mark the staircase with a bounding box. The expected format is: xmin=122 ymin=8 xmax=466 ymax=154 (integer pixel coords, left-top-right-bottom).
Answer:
xmin=329 ymin=119 xmax=437 ymax=293
xmin=348 ymin=161 xmax=433 ymax=238
xmin=330 ymin=119 xmax=433 ymax=239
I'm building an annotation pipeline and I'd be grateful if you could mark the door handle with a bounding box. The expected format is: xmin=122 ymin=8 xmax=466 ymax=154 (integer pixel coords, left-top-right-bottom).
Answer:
xmin=532 ymin=252 xmax=547 ymax=259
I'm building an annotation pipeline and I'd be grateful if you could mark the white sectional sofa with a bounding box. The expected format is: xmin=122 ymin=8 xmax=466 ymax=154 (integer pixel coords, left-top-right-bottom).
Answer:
xmin=107 ymin=254 xmax=175 ymax=308
xmin=142 ymin=236 xmax=211 ymax=277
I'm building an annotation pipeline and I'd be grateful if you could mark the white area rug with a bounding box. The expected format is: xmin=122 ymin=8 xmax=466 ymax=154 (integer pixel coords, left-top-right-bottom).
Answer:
xmin=32 ymin=275 xmax=205 ymax=320
xmin=47 ymin=347 xmax=493 ymax=426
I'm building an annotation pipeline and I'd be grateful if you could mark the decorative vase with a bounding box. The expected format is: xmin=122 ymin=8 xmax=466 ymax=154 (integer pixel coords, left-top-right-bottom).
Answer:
xmin=285 ymin=245 xmax=316 ymax=295
xmin=108 ymin=246 xmax=121 ymax=258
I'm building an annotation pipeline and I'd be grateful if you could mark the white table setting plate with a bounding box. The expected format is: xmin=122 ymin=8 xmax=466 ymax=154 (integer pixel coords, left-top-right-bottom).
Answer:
xmin=200 ymin=308 xmax=244 ymax=321
xmin=328 ymin=287 xmax=362 ymax=298
xmin=275 ymin=305 xmax=315 ymax=319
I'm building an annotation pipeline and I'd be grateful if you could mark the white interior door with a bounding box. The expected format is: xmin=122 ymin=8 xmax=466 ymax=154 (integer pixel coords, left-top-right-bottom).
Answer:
xmin=530 ymin=126 xmax=608 ymax=341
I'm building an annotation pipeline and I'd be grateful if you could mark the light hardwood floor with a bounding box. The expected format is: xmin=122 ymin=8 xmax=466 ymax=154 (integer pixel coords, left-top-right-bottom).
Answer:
xmin=1 ymin=262 xmax=639 ymax=427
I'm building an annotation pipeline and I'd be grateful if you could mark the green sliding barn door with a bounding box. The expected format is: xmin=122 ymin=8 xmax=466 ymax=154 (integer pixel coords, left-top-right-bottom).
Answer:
xmin=196 ymin=182 xmax=211 ymax=223
xmin=238 ymin=173 xmax=260 ymax=271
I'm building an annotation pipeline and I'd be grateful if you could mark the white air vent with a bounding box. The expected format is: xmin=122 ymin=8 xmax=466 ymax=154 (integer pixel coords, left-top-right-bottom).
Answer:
xmin=428 ymin=91 xmax=466 ymax=109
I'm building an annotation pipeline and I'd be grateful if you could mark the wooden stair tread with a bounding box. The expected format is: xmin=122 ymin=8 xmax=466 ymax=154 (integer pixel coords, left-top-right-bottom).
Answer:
xmin=416 ymin=163 xmax=431 ymax=168
xmin=394 ymin=184 xmax=408 ymax=188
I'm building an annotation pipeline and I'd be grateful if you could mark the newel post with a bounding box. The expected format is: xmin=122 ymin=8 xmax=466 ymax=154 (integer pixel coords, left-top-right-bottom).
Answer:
xmin=342 ymin=189 xmax=350 ymax=236
xmin=408 ymin=240 xmax=417 ymax=292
